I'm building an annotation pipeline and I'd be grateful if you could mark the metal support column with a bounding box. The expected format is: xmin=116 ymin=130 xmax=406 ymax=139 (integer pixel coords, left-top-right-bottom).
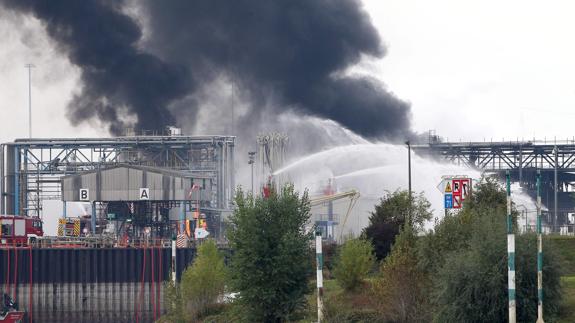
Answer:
xmin=229 ymin=141 xmax=235 ymax=205
xmin=316 ymin=231 xmax=324 ymax=322
xmin=553 ymin=146 xmax=558 ymax=232
xmin=506 ymin=171 xmax=516 ymax=323
xmin=91 ymin=201 xmax=96 ymax=234
xmin=518 ymin=146 xmax=523 ymax=187
xmin=171 ymin=237 xmax=177 ymax=284
xmin=0 ymin=144 xmax=4 ymax=214
xmin=14 ymin=146 xmax=19 ymax=215
xmin=406 ymin=141 xmax=412 ymax=226
xmin=536 ymin=170 xmax=544 ymax=323
xmin=179 ymin=201 xmax=185 ymax=234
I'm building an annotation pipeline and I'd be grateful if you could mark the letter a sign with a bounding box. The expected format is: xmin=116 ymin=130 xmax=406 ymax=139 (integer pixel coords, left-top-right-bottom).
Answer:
xmin=140 ymin=188 xmax=150 ymax=200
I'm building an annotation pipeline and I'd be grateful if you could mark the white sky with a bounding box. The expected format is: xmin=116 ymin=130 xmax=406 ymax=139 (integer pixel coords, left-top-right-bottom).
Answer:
xmin=363 ymin=0 xmax=575 ymax=142
xmin=2 ymin=1 xmax=575 ymax=143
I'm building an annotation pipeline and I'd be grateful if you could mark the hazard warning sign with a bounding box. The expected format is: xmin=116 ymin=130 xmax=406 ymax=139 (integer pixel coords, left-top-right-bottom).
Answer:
xmin=438 ymin=177 xmax=472 ymax=210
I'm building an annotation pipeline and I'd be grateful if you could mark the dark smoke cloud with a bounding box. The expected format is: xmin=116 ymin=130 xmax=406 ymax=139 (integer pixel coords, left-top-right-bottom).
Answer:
xmin=3 ymin=0 xmax=192 ymax=135
xmin=3 ymin=0 xmax=412 ymax=139
xmin=142 ymin=0 xmax=412 ymax=139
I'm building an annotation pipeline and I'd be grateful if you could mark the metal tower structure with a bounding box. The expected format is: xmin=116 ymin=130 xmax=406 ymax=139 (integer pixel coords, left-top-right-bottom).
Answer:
xmin=257 ymin=133 xmax=288 ymax=193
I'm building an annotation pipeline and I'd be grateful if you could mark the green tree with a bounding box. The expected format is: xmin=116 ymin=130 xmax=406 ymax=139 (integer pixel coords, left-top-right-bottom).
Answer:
xmin=180 ymin=239 xmax=227 ymax=320
xmin=433 ymin=215 xmax=562 ymax=322
xmin=417 ymin=177 xmax=510 ymax=276
xmin=162 ymin=239 xmax=227 ymax=322
xmin=362 ymin=190 xmax=432 ymax=260
xmin=163 ymin=274 xmax=184 ymax=323
xmin=333 ymin=238 xmax=374 ymax=291
xmin=419 ymin=177 xmax=562 ymax=322
xmin=372 ymin=225 xmax=430 ymax=322
xmin=227 ymin=185 xmax=312 ymax=322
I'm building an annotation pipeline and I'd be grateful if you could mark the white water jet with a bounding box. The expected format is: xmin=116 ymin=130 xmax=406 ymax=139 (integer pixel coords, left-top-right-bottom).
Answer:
xmin=275 ymin=142 xmax=537 ymax=236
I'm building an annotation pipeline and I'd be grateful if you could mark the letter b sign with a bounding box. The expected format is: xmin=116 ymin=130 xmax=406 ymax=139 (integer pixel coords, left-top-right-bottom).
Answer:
xmin=80 ymin=189 xmax=89 ymax=201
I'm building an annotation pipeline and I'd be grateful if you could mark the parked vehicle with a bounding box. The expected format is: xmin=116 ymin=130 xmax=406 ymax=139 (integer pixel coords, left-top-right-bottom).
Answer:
xmin=0 ymin=215 xmax=43 ymax=245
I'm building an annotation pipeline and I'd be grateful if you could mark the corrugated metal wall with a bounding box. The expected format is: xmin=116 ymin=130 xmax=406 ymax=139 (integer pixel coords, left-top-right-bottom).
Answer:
xmin=0 ymin=248 xmax=201 ymax=323
xmin=62 ymin=167 xmax=212 ymax=202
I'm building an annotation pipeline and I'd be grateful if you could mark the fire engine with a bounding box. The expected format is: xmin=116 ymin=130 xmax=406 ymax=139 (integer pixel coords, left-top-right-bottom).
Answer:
xmin=0 ymin=215 xmax=43 ymax=245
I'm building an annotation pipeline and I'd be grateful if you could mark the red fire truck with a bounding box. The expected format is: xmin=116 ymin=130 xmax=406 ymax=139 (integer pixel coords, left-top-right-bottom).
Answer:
xmin=0 ymin=215 xmax=43 ymax=245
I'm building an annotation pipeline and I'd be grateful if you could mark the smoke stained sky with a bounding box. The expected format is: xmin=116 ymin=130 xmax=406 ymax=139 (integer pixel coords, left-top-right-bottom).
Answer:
xmin=1 ymin=0 xmax=575 ymax=142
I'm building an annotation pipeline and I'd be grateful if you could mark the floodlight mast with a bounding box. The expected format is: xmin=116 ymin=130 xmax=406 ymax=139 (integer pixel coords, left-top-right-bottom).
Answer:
xmin=25 ymin=64 xmax=35 ymax=138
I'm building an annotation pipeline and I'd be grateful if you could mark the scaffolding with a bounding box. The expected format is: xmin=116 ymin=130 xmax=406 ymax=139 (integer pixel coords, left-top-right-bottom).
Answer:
xmin=257 ymin=133 xmax=288 ymax=193
xmin=0 ymin=135 xmax=235 ymax=221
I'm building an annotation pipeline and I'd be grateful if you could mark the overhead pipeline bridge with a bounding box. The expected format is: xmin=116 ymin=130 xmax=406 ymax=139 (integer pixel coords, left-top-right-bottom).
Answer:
xmin=413 ymin=138 xmax=575 ymax=231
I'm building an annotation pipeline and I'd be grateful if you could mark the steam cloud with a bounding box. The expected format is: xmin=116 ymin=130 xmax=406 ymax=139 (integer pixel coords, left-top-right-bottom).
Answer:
xmin=3 ymin=0 xmax=412 ymax=139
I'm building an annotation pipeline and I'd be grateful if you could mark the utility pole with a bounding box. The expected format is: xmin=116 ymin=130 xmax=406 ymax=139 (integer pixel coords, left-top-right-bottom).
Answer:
xmin=231 ymin=76 xmax=235 ymax=135
xmin=506 ymin=171 xmax=516 ymax=323
xmin=315 ymin=230 xmax=324 ymax=322
xmin=25 ymin=64 xmax=35 ymax=138
xmin=536 ymin=170 xmax=545 ymax=323
xmin=406 ymin=141 xmax=412 ymax=225
xmin=171 ymin=236 xmax=177 ymax=285
xmin=248 ymin=151 xmax=256 ymax=194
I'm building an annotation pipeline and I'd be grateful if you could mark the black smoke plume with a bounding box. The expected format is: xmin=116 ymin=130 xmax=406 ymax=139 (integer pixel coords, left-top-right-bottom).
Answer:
xmin=3 ymin=0 xmax=412 ymax=139
xmin=3 ymin=0 xmax=192 ymax=135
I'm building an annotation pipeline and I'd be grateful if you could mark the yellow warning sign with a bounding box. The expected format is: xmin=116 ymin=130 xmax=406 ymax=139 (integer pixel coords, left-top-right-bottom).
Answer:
xmin=445 ymin=181 xmax=452 ymax=193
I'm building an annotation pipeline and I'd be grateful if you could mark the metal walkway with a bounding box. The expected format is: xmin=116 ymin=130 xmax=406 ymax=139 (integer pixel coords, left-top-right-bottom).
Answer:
xmin=413 ymin=138 xmax=575 ymax=231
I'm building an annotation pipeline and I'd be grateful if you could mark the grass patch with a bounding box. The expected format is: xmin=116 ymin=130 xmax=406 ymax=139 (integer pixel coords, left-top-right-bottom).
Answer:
xmin=549 ymin=236 xmax=575 ymax=276
xmin=299 ymin=279 xmax=383 ymax=322
xmin=558 ymin=276 xmax=575 ymax=323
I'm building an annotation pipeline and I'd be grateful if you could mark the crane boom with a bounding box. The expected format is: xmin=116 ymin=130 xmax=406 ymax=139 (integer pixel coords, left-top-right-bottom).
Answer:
xmin=309 ymin=189 xmax=360 ymax=241
xmin=309 ymin=190 xmax=359 ymax=206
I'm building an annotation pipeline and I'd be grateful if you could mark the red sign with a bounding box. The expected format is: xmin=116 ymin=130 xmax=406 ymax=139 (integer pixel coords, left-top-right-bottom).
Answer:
xmin=451 ymin=178 xmax=471 ymax=209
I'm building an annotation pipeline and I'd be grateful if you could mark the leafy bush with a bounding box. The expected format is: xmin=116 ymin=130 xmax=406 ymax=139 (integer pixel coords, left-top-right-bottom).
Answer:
xmin=161 ymin=239 xmax=227 ymax=322
xmin=333 ymin=238 xmax=374 ymax=291
xmin=372 ymin=226 xmax=430 ymax=323
xmin=322 ymin=295 xmax=383 ymax=323
xmin=180 ymin=239 xmax=227 ymax=320
xmin=162 ymin=274 xmax=184 ymax=323
xmin=362 ymin=190 xmax=431 ymax=260
xmin=227 ymin=185 xmax=312 ymax=322
xmin=428 ymin=177 xmax=562 ymax=323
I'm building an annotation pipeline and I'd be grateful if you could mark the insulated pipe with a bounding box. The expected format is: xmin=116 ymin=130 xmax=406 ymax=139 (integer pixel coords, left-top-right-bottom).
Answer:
xmin=506 ymin=171 xmax=516 ymax=323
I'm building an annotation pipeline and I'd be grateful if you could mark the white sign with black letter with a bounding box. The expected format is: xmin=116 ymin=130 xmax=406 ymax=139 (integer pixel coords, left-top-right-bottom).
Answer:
xmin=80 ymin=189 xmax=89 ymax=201
xmin=140 ymin=188 xmax=150 ymax=200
